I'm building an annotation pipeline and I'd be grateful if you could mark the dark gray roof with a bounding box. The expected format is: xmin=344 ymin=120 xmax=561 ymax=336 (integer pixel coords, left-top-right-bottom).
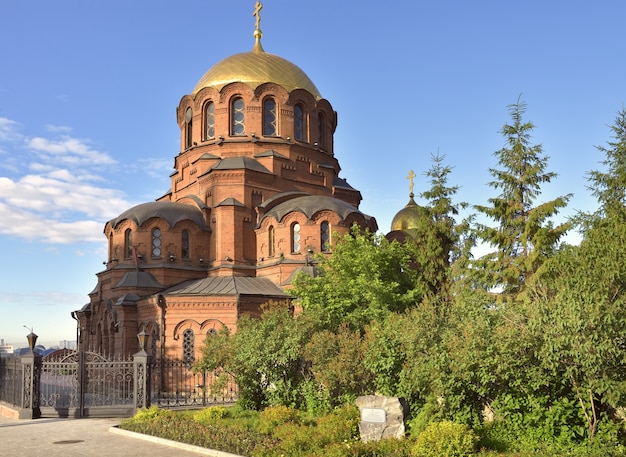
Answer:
xmin=115 ymin=293 xmax=141 ymax=306
xmin=258 ymin=191 xmax=310 ymax=211
xmin=216 ymin=197 xmax=245 ymax=207
xmin=209 ymin=157 xmax=271 ymax=174
xmin=254 ymin=149 xmax=288 ymax=159
xmin=107 ymin=201 xmax=209 ymax=230
xmin=114 ymin=271 xmax=163 ymax=289
xmin=333 ymin=176 xmax=356 ymax=190
xmin=192 ymin=153 xmax=220 ymax=163
xmin=163 ymin=276 xmax=289 ymax=298
xmin=259 ymin=195 xmax=373 ymax=224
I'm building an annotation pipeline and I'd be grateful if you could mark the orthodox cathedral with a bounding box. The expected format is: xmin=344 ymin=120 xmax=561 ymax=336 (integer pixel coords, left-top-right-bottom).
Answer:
xmin=74 ymin=4 xmax=382 ymax=363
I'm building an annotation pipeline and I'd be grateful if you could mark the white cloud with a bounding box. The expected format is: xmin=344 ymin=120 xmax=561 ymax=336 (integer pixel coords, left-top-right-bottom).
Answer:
xmin=27 ymin=136 xmax=117 ymax=166
xmin=0 ymin=117 xmax=22 ymax=142
xmin=0 ymin=118 xmax=138 ymax=244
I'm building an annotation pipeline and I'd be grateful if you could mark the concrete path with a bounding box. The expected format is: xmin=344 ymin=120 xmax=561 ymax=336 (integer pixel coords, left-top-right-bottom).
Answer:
xmin=0 ymin=415 xmax=240 ymax=457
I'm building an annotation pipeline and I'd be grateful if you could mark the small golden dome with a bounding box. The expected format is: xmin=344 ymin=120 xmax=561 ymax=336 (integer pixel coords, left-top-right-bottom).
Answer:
xmin=390 ymin=196 xmax=428 ymax=236
xmin=192 ymin=47 xmax=321 ymax=99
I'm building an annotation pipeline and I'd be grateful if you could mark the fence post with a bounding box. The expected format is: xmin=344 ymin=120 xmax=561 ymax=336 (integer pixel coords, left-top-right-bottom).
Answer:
xmin=19 ymin=332 xmax=41 ymax=419
xmin=133 ymin=330 xmax=151 ymax=414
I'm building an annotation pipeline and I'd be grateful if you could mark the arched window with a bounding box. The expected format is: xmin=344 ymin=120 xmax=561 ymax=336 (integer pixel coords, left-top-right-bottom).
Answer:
xmin=108 ymin=233 xmax=113 ymax=262
xmin=320 ymin=221 xmax=330 ymax=252
xmin=317 ymin=112 xmax=325 ymax=149
xmin=181 ymin=230 xmax=190 ymax=259
xmin=205 ymin=101 xmax=215 ymax=139
xmin=231 ymin=97 xmax=245 ymax=136
xmin=294 ymin=104 xmax=305 ymax=141
xmin=268 ymin=225 xmax=275 ymax=257
xmin=291 ymin=222 xmax=301 ymax=253
xmin=185 ymin=107 xmax=193 ymax=149
xmin=263 ymin=98 xmax=277 ymax=136
xmin=152 ymin=228 xmax=161 ymax=258
xmin=182 ymin=329 xmax=195 ymax=369
xmin=124 ymin=229 xmax=132 ymax=259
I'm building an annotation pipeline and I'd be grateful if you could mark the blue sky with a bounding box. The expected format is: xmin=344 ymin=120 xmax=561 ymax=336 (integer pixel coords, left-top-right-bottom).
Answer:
xmin=1 ymin=0 xmax=624 ymax=347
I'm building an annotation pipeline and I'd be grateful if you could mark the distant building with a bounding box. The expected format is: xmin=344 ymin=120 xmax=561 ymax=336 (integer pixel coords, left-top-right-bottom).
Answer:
xmin=0 ymin=340 xmax=15 ymax=356
xmin=74 ymin=4 xmax=377 ymax=364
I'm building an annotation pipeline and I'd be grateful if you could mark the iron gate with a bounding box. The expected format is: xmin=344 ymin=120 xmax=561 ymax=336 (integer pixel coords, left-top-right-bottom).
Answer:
xmin=39 ymin=350 xmax=134 ymax=418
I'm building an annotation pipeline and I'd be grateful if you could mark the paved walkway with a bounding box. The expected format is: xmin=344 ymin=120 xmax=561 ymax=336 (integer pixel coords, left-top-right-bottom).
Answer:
xmin=0 ymin=415 xmax=240 ymax=457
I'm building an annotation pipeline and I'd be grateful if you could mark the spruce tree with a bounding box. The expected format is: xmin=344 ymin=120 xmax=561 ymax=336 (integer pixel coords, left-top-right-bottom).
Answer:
xmin=586 ymin=106 xmax=626 ymax=223
xmin=473 ymin=97 xmax=571 ymax=298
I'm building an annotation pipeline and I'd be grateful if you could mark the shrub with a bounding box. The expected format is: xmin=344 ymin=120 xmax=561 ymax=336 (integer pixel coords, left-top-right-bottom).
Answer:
xmin=192 ymin=406 xmax=231 ymax=424
xmin=258 ymin=404 xmax=301 ymax=434
xmin=412 ymin=420 xmax=477 ymax=457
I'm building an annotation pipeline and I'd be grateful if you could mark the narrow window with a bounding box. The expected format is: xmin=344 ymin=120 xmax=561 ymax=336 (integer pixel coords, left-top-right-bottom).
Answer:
xmin=294 ymin=104 xmax=305 ymax=141
xmin=185 ymin=107 xmax=193 ymax=148
xmin=268 ymin=225 xmax=275 ymax=257
xmin=205 ymin=102 xmax=215 ymax=139
xmin=231 ymin=97 xmax=245 ymax=136
xmin=182 ymin=329 xmax=195 ymax=369
xmin=152 ymin=228 xmax=162 ymax=257
xmin=182 ymin=230 xmax=190 ymax=259
xmin=321 ymin=221 xmax=330 ymax=251
xmin=124 ymin=229 xmax=132 ymax=259
xmin=317 ymin=112 xmax=325 ymax=149
xmin=291 ymin=222 xmax=301 ymax=253
xmin=263 ymin=98 xmax=277 ymax=136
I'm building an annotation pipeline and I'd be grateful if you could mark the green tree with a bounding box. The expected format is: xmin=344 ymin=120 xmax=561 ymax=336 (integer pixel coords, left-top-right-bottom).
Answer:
xmin=292 ymin=227 xmax=422 ymax=332
xmin=473 ymin=97 xmax=571 ymax=298
xmin=585 ymin=107 xmax=626 ymax=223
xmin=196 ymin=301 xmax=310 ymax=410
xmin=528 ymin=219 xmax=626 ymax=442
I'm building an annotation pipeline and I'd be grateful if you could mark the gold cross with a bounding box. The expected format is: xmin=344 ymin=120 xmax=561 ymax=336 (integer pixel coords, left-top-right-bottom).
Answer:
xmin=253 ymin=1 xmax=263 ymax=30
xmin=407 ymin=170 xmax=416 ymax=195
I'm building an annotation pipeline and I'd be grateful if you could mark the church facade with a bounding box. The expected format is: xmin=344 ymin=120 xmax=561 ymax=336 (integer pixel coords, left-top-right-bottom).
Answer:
xmin=74 ymin=7 xmax=377 ymax=365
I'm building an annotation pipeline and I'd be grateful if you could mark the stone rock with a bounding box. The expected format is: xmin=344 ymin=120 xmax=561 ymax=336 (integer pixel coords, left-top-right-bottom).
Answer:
xmin=356 ymin=395 xmax=408 ymax=442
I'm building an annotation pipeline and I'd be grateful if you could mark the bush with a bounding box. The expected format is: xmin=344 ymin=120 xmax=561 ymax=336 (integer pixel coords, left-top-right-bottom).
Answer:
xmin=258 ymin=404 xmax=301 ymax=434
xmin=192 ymin=406 xmax=231 ymax=424
xmin=413 ymin=420 xmax=477 ymax=457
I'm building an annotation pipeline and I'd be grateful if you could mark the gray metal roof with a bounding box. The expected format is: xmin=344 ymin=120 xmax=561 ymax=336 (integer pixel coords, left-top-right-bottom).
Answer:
xmin=114 ymin=271 xmax=163 ymax=289
xmin=163 ymin=276 xmax=289 ymax=298
xmin=107 ymin=201 xmax=209 ymax=230
xmin=209 ymin=157 xmax=271 ymax=174
xmin=254 ymin=149 xmax=288 ymax=159
xmin=259 ymin=195 xmax=373 ymax=224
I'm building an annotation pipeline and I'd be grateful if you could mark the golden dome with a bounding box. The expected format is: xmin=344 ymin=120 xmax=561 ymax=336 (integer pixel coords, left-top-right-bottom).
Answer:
xmin=390 ymin=196 xmax=428 ymax=235
xmin=192 ymin=43 xmax=321 ymax=99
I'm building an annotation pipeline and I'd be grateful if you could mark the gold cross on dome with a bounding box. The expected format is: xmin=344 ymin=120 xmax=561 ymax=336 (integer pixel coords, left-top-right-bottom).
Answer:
xmin=253 ymin=1 xmax=263 ymax=31
xmin=407 ymin=170 xmax=416 ymax=195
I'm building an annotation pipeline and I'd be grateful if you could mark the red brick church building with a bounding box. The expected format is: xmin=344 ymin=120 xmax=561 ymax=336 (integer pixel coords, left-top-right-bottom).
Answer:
xmin=74 ymin=5 xmax=377 ymax=364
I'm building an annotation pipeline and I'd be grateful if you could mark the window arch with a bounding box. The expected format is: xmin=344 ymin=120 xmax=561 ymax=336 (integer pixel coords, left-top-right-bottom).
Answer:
xmin=181 ymin=230 xmax=190 ymax=259
xmin=151 ymin=228 xmax=162 ymax=258
xmin=182 ymin=329 xmax=195 ymax=369
xmin=294 ymin=104 xmax=305 ymax=141
xmin=268 ymin=225 xmax=275 ymax=257
xmin=205 ymin=101 xmax=215 ymax=139
xmin=124 ymin=229 xmax=132 ymax=259
xmin=320 ymin=221 xmax=330 ymax=252
xmin=263 ymin=97 xmax=277 ymax=136
xmin=185 ymin=107 xmax=193 ymax=149
xmin=231 ymin=97 xmax=245 ymax=136
xmin=291 ymin=222 xmax=301 ymax=253
xmin=317 ymin=112 xmax=325 ymax=149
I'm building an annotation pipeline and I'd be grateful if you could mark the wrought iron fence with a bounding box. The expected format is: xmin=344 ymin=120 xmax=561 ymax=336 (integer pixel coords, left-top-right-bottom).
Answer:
xmin=0 ymin=356 xmax=21 ymax=407
xmin=150 ymin=359 xmax=238 ymax=408
xmin=0 ymin=351 xmax=238 ymax=418
xmin=39 ymin=351 xmax=135 ymax=417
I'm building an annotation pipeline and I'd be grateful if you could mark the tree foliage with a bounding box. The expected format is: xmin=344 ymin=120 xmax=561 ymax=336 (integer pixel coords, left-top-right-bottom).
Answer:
xmin=194 ymin=102 xmax=626 ymax=453
xmin=473 ymin=97 xmax=571 ymax=298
